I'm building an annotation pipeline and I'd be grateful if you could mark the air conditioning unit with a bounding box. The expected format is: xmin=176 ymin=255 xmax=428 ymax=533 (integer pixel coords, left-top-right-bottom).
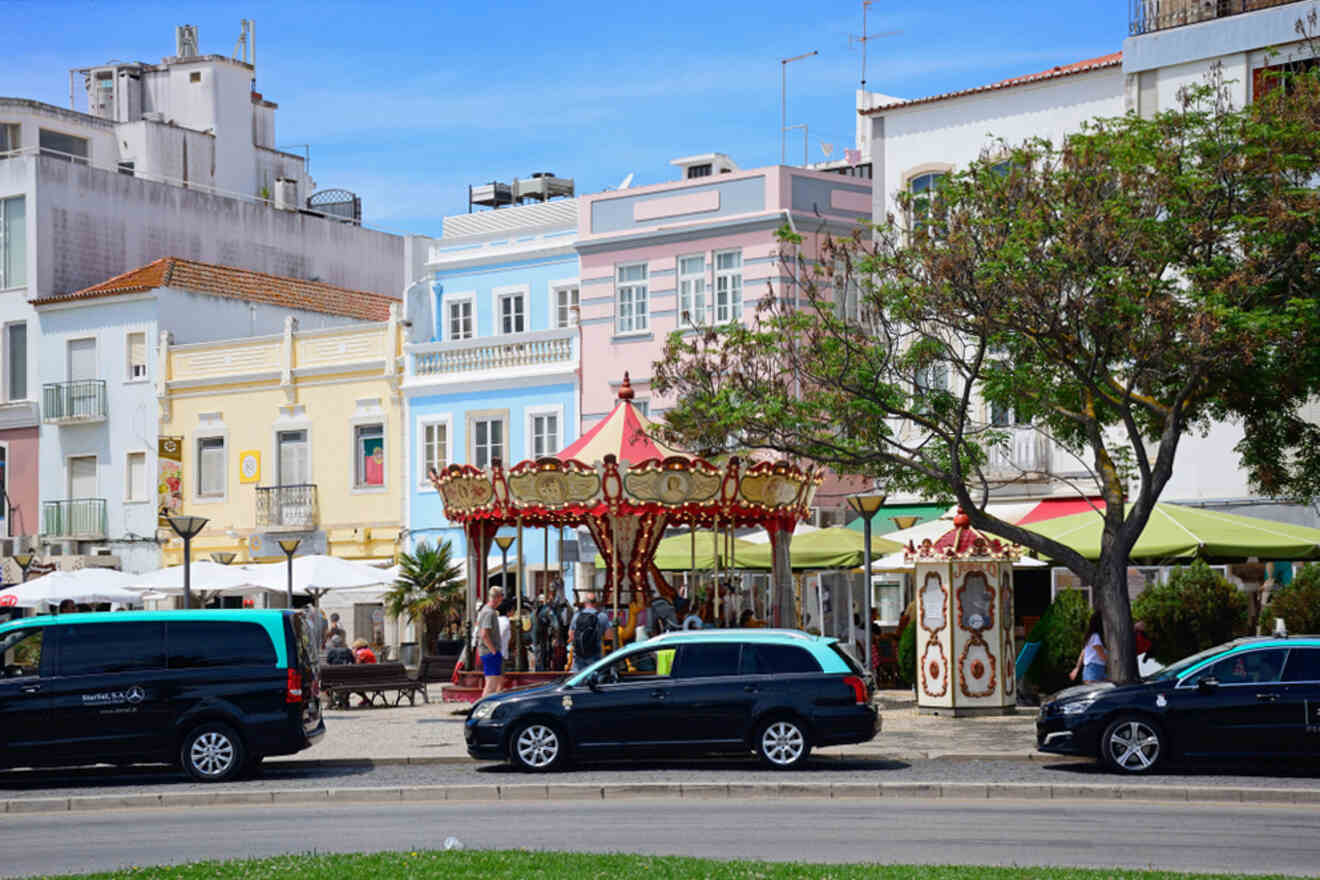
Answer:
xmin=0 ymin=538 xmax=13 ymax=557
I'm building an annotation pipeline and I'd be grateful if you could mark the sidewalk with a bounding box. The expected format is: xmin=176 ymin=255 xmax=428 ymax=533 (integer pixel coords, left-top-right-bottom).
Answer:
xmin=292 ymin=689 xmax=1045 ymax=764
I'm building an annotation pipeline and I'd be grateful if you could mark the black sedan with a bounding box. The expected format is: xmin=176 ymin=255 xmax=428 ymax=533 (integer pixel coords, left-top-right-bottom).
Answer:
xmin=1037 ymin=636 xmax=1320 ymax=773
xmin=465 ymin=629 xmax=880 ymax=771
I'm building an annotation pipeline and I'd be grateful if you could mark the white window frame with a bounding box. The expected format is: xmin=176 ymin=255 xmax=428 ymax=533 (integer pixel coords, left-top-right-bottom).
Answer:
xmin=614 ymin=262 xmax=649 ymax=335
xmin=467 ymin=409 xmax=509 ymax=469
xmin=194 ymin=432 xmax=228 ymax=503
xmin=494 ymin=284 xmax=528 ymax=336
xmin=417 ymin=414 xmax=452 ymax=490
xmin=3 ymin=320 xmax=27 ymax=402
xmin=352 ymin=421 xmax=387 ymax=492
xmin=66 ymin=453 xmax=99 ymax=500
xmin=677 ymin=254 xmax=708 ymax=327
xmin=633 ymin=399 xmax=650 ymax=418
xmin=713 ymin=249 xmax=743 ymax=324
xmin=1 ymin=195 xmax=26 ymax=291
xmin=549 ymin=279 xmax=580 ymax=329
xmin=903 ymin=163 xmax=953 ymax=235
xmin=124 ymin=449 xmax=150 ymax=503
xmin=445 ymin=292 xmax=475 ymax=342
xmin=525 ymin=404 xmax=564 ymax=460
xmin=125 ymin=329 xmax=148 ymax=382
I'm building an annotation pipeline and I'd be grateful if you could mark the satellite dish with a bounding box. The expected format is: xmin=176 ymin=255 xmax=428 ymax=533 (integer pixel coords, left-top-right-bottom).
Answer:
xmin=617 ymin=173 xmax=634 ymax=190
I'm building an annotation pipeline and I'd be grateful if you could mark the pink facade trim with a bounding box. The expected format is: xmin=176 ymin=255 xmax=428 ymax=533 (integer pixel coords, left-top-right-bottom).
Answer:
xmin=0 ymin=427 xmax=38 ymax=539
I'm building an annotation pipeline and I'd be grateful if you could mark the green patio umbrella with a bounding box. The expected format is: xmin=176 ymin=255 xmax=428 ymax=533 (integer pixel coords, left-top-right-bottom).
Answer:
xmin=594 ymin=531 xmax=760 ymax=571
xmin=1022 ymin=502 xmax=1320 ymax=562
xmin=738 ymin=527 xmax=905 ymax=571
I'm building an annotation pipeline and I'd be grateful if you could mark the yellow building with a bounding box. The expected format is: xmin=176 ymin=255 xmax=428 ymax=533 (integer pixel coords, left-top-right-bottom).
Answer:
xmin=159 ymin=305 xmax=405 ymax=567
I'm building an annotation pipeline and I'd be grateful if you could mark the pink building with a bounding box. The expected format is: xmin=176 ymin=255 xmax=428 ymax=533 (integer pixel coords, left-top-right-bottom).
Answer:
xmin=575 ymin=157 xmax=874 ymax=431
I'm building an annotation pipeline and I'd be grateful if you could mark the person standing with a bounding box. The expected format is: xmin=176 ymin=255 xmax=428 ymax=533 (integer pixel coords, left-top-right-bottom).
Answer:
xmin=497 ymin=596 xmax=514 ymax=671
xmin=568 ymin=592 xmax=613 ymax=673
xmin=1069 ymin=612 xmax=1107 ymax=683
xmin=477 ymin=586 xmax=505 ymax=697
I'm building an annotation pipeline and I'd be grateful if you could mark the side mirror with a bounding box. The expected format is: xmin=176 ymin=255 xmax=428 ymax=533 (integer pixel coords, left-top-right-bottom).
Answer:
xmin=1197 ymin=676 xmax=1219 ymax=694
xmin=586 ymin=672 xmax=601 ymax=692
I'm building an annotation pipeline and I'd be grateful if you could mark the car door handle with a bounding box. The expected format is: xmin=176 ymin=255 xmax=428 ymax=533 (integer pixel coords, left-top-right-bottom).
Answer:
xmin=20 ymin=684 xmax=41 ymax=694
xmin=650 ymin=689 xmax=666 ymax=700
xmin=1256 ymin=693 xmax=1279 ymax=702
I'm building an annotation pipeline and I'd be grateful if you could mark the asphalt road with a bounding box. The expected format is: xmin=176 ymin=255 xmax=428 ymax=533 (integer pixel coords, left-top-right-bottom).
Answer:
xmin=3 ymin=798 xmax=1319 ymax=878
xmin=1 ymin=755 xmax=1318 ymax=798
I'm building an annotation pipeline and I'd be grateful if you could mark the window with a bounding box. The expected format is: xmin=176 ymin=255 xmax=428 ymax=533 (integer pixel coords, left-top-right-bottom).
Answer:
xmin=277 ymin=429 xmax=309 ymax=485
xmin=126 ymin=331 xmax=147 ymax=380
xmin=0 ymin=123 xmax=19 ymax=157
xmin=58 ymin=622 xmax=165 ymax=676
xmin=596 ymin=646 xmax=674 ymax=682
xmin=447 ymin=299 xmax=473 ymax=341
xmin=740 ymin=644 xmax=820 ymax=675
xmin=189 ymin=71 xmax=202 ymax=84
xmin=673 ymin=642 xmax=742 ymax=678
xmin=167 ymin=621 xmax=276 ymax=669
xmin=1253 ymin=58 xmax=1320 ymax=100
xmin=633 ymin=399 xmax=649 ymax=418
xmin=68 ymin=454 xmax=97 ymax=499
xmin=471 ymin=416 xmax=505 ymax=468
xmin=6 ymin=322 xmax=25 ymax=400
xmin=678 ymin=255 xmax=707 ymax=326
xmin=197 ymin=436 xmax=225 ymax=498
xmin=908 ymin=171 xmax=945 ymax=234
xmin=990 ymin=401 xmax=1030 ymax=427
xmin=1186 ymin=649 xmax=1288 ymax=686
xmin=498 ymin=291 xmax=526 ymax=334
xmin=1 ymin=196 xmax=24 ymax=289
xmin=354 ymin=423 xmax=385 ymax=488
xmin=833 ymin=257 xmax=860 ymax=321
xmin=1 ymin=628 xmax=41 ymax=677
xmin=615 ymin=263 xmax=648 ymax=334
xmin=0 ymin=445 xmax=6 ymax=524
xmin=38 ymin=128 xmax=88 ymax=164
xmin=914 ymin=363 xmax=948 ymax=407
xmin=686 ymin=163 xmax=713 ymax=179
xmin=553 ymin=285 xmax=579 ymax=328
xmin=529 ymin=411 xmax=559 ymax=459
xmin=125 ymin=451 xmax=147 ymax=502
xmin=1283 ymin=648 xmax=1320 ymax=683
xmin=714 ymin=250 xmax=742 ymax=323
xmin=420 ymin=419 xmax=449 ymax=485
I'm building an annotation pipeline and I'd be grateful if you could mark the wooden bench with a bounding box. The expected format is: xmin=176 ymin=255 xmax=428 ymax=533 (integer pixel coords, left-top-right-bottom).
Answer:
xmin=415 ymin=653 xmax=460 ymax=687
xmin=320 ymin=662 xmax=428 ymax=708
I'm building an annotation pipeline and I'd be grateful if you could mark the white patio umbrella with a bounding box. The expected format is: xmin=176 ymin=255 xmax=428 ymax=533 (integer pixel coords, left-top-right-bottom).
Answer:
xmin=133 ymin=560 xmax=270 ymax=593
xmin=0 ymin=568 xmax=144 ymax=610
xmin=245 ymin=555 xmax=397 ymax=604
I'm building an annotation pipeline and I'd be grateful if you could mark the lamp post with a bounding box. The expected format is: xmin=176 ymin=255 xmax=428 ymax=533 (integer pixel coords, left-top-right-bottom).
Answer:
xmin=277 ymin=538 xmax=302 ymax=608
xmin=210 ymin=551 xmax=236 ymax=565
xmin=846 ymin=493 xmax=886 ymax=674
xmin=166 ymin=514 xmax=209 ymax=610
xmin=493 ymin=535 xmax=515 ymax=603
xmin=12 ymin=552 xmax=34 ymax=584
xmin=780 ymin=49 xmax=817 ymax=164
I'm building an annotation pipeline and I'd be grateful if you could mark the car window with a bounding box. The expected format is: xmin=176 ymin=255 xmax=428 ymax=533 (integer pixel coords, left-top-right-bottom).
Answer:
xmin=1282 ymin=647 xmax=1320 ymax=683
xmin=829 ymin=642 xmax=866 ymax=677
xmin=167 ymin=621 xmax=277 ymax=669
xmin=1150 ymin=642 xmax=1237 ymax=682
xmin=595 ymin=647 xmax=673 ymax=685
xmin=1186 ymin=648 xmax=1288 ymax=686
xmin=1 ymin=628 xmax=43 ymax=678
xmin=740 ymin=643 xmax=821 ymax=675
xmin=58 ymin=622 xmax=166 ymax=676
xmin=673 ymin=643 xmax=741 ymax=678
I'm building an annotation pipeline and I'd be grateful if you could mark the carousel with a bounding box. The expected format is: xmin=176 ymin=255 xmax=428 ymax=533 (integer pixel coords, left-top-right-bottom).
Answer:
xmin=429 ymin=375 xmax=822 ymax=688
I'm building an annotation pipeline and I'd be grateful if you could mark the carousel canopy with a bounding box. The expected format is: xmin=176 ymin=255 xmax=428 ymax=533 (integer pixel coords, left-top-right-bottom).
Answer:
xmin=558 ymin=378 xmax=687 ymax=465
xmin=739 ymin=527 xmax=904 ymax=571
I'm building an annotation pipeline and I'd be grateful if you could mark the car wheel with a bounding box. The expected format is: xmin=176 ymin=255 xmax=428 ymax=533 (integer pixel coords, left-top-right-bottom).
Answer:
xmin=509 ymin=720 xmax=567 ymax=772
xmin=180 ymin=722 xmax=246 ymax=782
xmin=1100 ymin=715 xmax=1165 ymax=774
xmin=755 ymin=717 xmax=811 ymax=769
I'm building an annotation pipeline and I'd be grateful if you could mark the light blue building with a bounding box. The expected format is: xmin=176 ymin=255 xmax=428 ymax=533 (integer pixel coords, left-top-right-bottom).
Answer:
xmin=403 ymin=199 xmax=581 ymax=600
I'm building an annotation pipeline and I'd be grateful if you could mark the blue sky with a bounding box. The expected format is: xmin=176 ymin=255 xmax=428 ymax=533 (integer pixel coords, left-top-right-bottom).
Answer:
xmin=3 ymin=0 xmax=1125 ymax=236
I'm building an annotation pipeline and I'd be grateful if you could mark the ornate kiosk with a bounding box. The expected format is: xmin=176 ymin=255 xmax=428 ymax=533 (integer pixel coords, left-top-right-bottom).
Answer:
xmin=909 ymin=509 xmax=1017 ymax=715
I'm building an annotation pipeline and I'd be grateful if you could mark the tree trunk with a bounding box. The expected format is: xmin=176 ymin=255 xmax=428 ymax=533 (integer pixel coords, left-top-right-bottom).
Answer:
xmin=770 ymin=529 xmax=795 ymax=628
xmin=1096 ymin=552 xmax=1138 ymax=684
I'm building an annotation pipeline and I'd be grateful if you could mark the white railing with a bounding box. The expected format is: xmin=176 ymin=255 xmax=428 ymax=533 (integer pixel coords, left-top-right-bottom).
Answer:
xmin=986 ymin=427 xmax=1052 ymax=479
xmin=407 ymin=327 xmax=577 ymax=378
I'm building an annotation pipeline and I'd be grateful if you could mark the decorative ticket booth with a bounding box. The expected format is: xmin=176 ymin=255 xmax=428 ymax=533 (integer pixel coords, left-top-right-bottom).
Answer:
xmin=908 ymin=509 xmax=1017 ymax=716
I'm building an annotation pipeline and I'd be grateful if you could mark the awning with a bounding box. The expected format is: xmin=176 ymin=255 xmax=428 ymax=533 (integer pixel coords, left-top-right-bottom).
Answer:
xmin=593 ymin=532 xmax=760 ymax=571
xmin=1017 ymin=497 xmax=1106 ymax=525
xmin=847 ymin=503 xmax=946 ymax=534
xmin=737 ymin=527 xmax=904 ymax=571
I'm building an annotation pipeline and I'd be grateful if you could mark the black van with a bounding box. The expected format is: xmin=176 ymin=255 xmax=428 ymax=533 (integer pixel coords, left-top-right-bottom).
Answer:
xmin=0 ymin=609 xmax=323 ymax=781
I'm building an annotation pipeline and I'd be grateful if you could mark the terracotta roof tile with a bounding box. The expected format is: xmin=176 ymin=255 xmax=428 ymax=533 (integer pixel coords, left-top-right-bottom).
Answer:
xmin=862 ymin=52 xmax=1122 ymax=114
xmin=31 ymin=257 xmax=397 ymax=322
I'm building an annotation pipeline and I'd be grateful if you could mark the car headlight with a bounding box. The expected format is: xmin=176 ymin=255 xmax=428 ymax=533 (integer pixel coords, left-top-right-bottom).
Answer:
xmin=1059 ymin=699 xmax=1096 ymax=716
xmin=470 ymin=701 xmax=496 ymax=720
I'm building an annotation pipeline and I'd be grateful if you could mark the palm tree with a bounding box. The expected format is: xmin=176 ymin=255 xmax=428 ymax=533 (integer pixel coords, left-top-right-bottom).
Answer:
xmin=384 ymin=540 xmax=465 ymax=655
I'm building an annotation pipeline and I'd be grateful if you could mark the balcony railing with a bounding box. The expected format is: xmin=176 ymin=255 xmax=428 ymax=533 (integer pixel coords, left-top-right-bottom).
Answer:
xmin=256 ymin=484 xmax=319 ymax=530
xmin=408 ymin=327 xmax=577 ymax=380
xmin=41 ymin=499 xmax=107 ymax=539
xmin=985 ymin=427 xmax=1053 ymax=481
xmin=42 ymin=380 xmax=107 ymax=424
xmin=1130 ymin=0 xmax=1299 ymax=35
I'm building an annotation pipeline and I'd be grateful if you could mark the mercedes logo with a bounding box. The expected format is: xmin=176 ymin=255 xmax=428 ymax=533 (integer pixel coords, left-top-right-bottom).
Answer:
xmin=126 ymin=686 xmax=146 ymax=704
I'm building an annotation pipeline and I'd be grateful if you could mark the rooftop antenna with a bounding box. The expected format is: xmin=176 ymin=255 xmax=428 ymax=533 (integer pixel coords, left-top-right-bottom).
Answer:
xmin=780 ymin=49 xmax=818 ymax=164
xmin=616 ymin=172 xmax=634 ymax=190
xmin=849 ymin=1 xmax=902 ymax=90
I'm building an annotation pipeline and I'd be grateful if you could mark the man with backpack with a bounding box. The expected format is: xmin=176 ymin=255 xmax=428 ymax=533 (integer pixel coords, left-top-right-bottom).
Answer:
xmin=568 ymin=591 xmax=613 ymax=673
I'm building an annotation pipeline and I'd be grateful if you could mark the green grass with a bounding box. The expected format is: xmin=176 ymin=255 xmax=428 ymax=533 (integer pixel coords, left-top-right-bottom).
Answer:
xmin=31 ymin=851 xmax=1299 ymax=880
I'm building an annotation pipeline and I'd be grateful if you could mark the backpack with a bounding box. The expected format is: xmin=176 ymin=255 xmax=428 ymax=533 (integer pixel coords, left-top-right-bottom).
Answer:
xmin=574 ymin=610 xmax=603 ymax=659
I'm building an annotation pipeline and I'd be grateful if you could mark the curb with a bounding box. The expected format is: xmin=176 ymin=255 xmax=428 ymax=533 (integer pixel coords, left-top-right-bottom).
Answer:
xmin=266 ymin=751 xmax=1052 ymax=770
xmin=4 ymin=780 xmax=1318 ymax=815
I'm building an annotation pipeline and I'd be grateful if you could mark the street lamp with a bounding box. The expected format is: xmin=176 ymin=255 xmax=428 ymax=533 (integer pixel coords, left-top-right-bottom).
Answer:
xmin=210 ymin=551 xmax=237 ymax=565
xmin=12 ymin=552 xmax=34 ymax=583
xmin=277 ymin=538 xmax=302 ymax=609
xmin=167 ymin=514 xmax=209 ymax=610
xmin=493 ymin=535 xmax=516 ymax=603
xmin=846 ymin=493 xmax=887 ymax=674
xmin=890 ymin=514 xmax=920 ymax=531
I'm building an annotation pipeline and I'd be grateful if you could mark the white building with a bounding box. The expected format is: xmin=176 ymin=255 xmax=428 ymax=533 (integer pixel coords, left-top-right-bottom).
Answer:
xmin=860 ymin=0 xmax=1318 ymax=526
xmin=31 ymin=258 xmax=400 ymax=572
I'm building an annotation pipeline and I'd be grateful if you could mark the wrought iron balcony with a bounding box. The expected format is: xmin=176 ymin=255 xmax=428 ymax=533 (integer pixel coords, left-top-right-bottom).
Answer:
xmin=256 ymin=484 xmax=319 ymax=530
xmin=1130 ymin=0 xmax=1299 ymax=36
xmin=42 ymin=380 xmax=107 ymax=424
xmin=40 ymin=499 xmax=107 ymax=539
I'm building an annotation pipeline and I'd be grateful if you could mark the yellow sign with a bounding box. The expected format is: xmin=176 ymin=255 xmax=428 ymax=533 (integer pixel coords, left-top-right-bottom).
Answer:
xmin=238 ymin=450 xmax=261 ymax=484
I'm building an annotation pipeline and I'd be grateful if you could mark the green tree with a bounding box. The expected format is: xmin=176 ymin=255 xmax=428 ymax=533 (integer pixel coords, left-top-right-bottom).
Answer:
xmin=384 ymin=540 xmax=465 ymax=655
xmin=1262 ymin=563 xmax=1320 ymax=635
xmin=654 ymin=66 xmax=1320 ymax=684
xmin=1131 ymin=562 xmax=1249 ymax=664
xmin=1024 ymin=589 xmax=1091 ymax=694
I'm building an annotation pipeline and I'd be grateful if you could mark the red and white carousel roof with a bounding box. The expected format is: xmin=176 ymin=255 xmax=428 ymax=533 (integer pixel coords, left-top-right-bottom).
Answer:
xmin=557 ymin=373 xmax=687 ymax=465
